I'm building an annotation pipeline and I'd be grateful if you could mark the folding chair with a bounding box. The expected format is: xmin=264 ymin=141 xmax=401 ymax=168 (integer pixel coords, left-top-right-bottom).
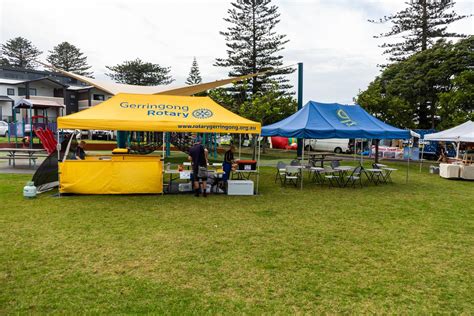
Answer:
xmin=274 ymin=161 xmax=287 ymax=184
xmin=344 ymin=166 xmax=363 ymax=188
xmin=323 ymin=165 xmax=341 ymax=187
xmin=290 ymin=159 xmax=301 ymax=166
xmin=331 ymin=160 xmax=340 ymax=169
xmin=283 ymin=166 xmax=301 ymax=187
xmin=310 ymin=167 xmax=325 ymax=184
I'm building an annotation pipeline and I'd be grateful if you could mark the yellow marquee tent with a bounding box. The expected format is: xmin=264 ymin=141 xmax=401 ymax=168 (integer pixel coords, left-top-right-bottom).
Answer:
xmin=58 ymin=93 xmax=261 ymax=134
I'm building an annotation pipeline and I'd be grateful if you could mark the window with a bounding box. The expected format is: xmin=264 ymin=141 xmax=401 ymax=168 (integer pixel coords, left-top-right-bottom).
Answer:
xmin=18 ymin=88 xmax=37 ymax=96
xmin=7 ymin=88 xmax=14 ymax=96
xmin=93 ymin=94 xmax=105 ymax=101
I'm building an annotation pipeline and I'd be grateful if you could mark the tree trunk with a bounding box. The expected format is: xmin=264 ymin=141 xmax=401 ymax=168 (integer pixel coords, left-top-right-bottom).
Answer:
xmin=421 ymin=0 xmax=428 ymax=51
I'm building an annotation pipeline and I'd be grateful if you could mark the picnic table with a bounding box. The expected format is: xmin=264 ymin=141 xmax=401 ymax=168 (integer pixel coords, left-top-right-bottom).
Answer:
xmin=308 ymin=156 xmax=343 ymax=168
xmin=0 ymin=148 xmax=47 ymax=168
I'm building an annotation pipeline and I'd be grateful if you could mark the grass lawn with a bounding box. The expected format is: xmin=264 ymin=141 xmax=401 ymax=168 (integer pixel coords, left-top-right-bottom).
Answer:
xmin=0 ymin=161 xmax=473 ymax=313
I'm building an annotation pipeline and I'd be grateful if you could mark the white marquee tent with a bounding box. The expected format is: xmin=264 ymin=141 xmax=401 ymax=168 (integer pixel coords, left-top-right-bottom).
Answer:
xmin=424 ymin=121 xmax=474 ymax=142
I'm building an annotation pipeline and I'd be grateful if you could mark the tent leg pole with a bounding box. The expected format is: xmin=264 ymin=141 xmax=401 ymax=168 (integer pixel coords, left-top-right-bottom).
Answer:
xmin=256 ymin=134 xmax=261 ymax=195
xmin=57 ymin=129 xmax=61 ymax=198
xmin=420 ymin=144 xmax=425 ymax=173
xmin=162 ymin=133 xmax=165 ymax=159
xmin=239 ymin=134 xmax=241 ymax=160
xmin=406 ymin=149 xmax=410 ymax=184
xmin=456 ymin=141 xmax=460 ymax=160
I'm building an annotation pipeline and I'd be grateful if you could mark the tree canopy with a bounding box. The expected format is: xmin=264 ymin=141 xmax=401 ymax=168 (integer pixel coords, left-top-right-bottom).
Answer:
xmin=369 ymin=0 xmax=470 ymax=64
xmin=215 ymin=0 xmax=294 ymax=95
xmin=185 ymin=57 xmax=202 ymax=85
xmin=47 ymin=42 xmax=93 ymax=77
xmin=357 ymin=36 xmax=474 ymax=129
xmin=105 ymin=58 xmax=174 ymax=86
xmin=0 ymin=37 xmax=42 ymax=69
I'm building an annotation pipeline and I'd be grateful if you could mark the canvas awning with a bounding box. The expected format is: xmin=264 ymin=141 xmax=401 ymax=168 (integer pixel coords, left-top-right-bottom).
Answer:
xmin=14 ymin=98 xmax=65 ymax=109
xmin=262 ymin=101 xmax=411 ymax=139
xmin=424 ymin=121 xmax=474 ymax=142
xmin=57 ymin=93 xmax=261 ymax=134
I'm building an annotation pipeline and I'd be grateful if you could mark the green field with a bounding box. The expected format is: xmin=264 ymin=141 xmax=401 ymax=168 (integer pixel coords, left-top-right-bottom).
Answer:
xmin=0 ymin=162 xmax=473 ymax=313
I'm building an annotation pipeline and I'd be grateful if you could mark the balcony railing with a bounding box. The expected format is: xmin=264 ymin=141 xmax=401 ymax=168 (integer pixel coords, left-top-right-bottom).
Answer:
xmin=30 ymin=96 xmax=65 ymax=104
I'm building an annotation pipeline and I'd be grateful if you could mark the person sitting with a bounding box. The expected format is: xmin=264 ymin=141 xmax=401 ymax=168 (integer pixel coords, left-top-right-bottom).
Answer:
xmin=76 ymin=141 xmax=86 ymax=160
xmin=437 ymin=145 xmax=448 ymax=163
xmin=21 ymin=136 xmax=30 ymax=148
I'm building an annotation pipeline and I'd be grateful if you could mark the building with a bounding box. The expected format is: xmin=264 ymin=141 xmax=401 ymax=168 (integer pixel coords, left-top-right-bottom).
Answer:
xmin=0 ymin=66 xmax=112 ymax=122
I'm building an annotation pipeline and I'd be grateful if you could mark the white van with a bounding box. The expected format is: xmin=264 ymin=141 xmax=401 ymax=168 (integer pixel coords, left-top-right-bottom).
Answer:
xmin=304 ymin=139 xmax=350 ymax=154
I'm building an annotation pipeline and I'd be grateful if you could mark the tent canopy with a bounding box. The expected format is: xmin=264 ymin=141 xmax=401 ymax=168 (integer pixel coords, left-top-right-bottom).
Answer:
xmin=57 ymin=93 xmax=260 ymax=134
xmin=424 ymin=120 xmax=474 ymax=142
xmin=262 ymin=101 xmax=411 ymax=139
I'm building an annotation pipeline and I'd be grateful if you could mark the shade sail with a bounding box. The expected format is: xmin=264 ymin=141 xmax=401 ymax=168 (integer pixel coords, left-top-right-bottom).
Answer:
xmin=262 ymin=101 xmax=411 ymax=139
xmin=424 ymin=121 xmax=474 ymax=142
xmin=40 ymin=62 xmax=264 ymax=96
xmin=57 ymin=93 xmax=260 ymax=134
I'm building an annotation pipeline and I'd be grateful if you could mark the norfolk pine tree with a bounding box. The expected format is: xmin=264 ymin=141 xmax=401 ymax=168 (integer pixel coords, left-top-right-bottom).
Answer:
xmin=47 ymin=42 xmax=93 ymax=77
xmin=0 ymin=37 xmax=42 ymax=69
xmin=185 ymin=57 xmax=203 ymax=85
xmin=369 ymin=0 xmax=470 ymax=63
xmin=215 ymin=0 xmax=294 ymax=96
xmin=105 ymin=58 xmax=174 ymax=86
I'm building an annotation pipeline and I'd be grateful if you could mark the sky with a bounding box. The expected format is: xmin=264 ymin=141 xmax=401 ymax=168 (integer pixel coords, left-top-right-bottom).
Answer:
xmin=0 ymin=0 xmax=473 ymax=104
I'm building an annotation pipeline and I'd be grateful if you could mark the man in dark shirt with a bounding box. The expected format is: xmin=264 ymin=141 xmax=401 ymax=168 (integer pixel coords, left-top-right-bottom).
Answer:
xmin=188 ymin=137 xmax=208 ymax=197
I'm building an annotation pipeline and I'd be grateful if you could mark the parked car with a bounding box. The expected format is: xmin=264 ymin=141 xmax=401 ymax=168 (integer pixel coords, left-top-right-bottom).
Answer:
xmin=91 ymin=130 xmax=115 ymax=141
xmin=0 ymin=121 xmax=9 ymax=136
xmin=304 ymin=138 xmax=351 ymax=154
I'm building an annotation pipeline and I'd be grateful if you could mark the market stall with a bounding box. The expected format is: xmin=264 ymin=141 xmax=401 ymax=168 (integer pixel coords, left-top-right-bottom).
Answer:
xmin=424 ymin=120 xmax=474 ymax=180
xmin=262 ymin=101 xmax=415 ymax=186
xmin=57 ymin=93 xmax=261 ymax=194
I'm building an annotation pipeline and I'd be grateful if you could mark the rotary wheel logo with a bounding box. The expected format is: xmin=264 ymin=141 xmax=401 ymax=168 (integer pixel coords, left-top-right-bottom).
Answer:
xmin=192 ymin=108 xmax=213 ymax=119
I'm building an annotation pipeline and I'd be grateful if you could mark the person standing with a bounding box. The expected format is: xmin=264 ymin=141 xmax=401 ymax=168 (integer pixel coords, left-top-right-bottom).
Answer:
xmin=222 ymin=145 xmax=235 ymax=182
xmin=76 ymin=140 xmax=87 ymax=160
xmin=188 ymin=137 xmax=209 ymax=197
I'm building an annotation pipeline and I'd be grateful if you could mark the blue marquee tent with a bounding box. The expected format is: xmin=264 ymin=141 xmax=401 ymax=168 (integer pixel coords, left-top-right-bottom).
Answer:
xmin=262 ymin=101 xmax=411 ymax=139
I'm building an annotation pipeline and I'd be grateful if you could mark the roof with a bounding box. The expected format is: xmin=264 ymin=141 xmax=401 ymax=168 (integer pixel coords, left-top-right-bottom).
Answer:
xmin=262 ymin=101 xmax=411 ymax=139
xmin=424 ymin=121 xmax=474 ymax=142
xmin=58 ymin=93 xmax=260 ymax=134
xmin=0 ymin=77 xmax=68 ymax=87
xmin=0 ymin=95 xmax=14 ymax=102
xmin=66 ymin=85 xmax=94 ymax=91
xmin=14 ymin=98 xmax=65 ymax=109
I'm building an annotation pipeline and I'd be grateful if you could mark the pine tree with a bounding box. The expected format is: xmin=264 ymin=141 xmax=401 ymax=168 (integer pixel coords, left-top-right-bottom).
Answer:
xmin=1 ymin=37 xmax=42 ymax=69
xmin=185 ymin=57 xmax=203 ymax=85
xmin=47 ymin=42 xmax=93 ymax=77
xmin=215 ymin=0 xmax=294 ymax=95
xmin=369 ymin=0 xmax=470 ymax=63
xmin=105 ymin=58 xmax=174 ymax=85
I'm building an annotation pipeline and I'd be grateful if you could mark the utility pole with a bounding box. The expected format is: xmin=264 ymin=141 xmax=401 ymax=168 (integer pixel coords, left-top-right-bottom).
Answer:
xmin=297 ymin=62 xmax=303 ymax=158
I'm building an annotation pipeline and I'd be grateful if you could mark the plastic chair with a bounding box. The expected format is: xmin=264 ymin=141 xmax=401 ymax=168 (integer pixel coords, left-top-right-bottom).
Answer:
xmin=324 ymin=165 xmax=340 ymax=187
xmin=275 ymin=161 xmax=287 ymax=183
xmin=290 ymin=159 xmax=301 ymax=166
xmin=283 ymin=166 xmax=301 ymax=187
xmin=344 ymin=166 xmax=363 ymax=188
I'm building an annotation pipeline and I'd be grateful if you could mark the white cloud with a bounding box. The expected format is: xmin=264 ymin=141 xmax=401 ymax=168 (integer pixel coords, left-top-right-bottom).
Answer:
xmin=0 ymin=0 xmax=472 ymax=104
